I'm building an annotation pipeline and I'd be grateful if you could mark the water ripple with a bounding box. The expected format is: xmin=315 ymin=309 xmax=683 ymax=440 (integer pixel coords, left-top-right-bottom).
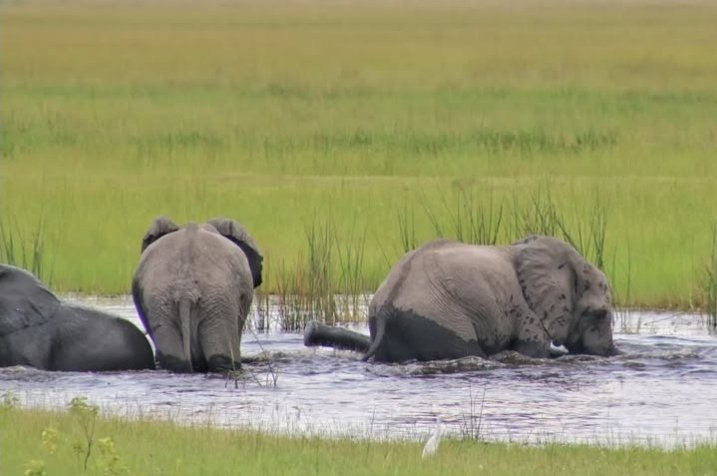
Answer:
xmin=0 ymin=300 xmax=715 ymax=448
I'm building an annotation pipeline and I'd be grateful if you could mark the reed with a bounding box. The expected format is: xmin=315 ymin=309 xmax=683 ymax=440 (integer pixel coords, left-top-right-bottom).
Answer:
xmin=415 ymin=187 xmax=609 ymax=266
xmin=251 ymin=291 xmax=273 ymax=332
xmin=509 ymin=188 xmax=565 ymax=240
xmin=397 ymin=200 xmax=418 ymax=254
xmin=419 ymin=187 xmax=505 ymax=246
xmin=703 ymin=225 xmax=717 ymax=328
xmin=0 ymin=213 xmax=52 ymax=284
xmin=272 ymin=217 xmax=370 ymax=330
xmin=334 ymin=224 xmax=369 ymax=321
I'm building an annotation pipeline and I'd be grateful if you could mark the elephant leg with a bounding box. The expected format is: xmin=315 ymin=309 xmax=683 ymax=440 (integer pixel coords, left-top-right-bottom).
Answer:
xmin=0 ymin=325 xmax=53 ymax=369
xmin=153 ymin=322 xmax=195 ymax=372
xmin=198 ymin=315 xmax=242 ymax=373
xmin=512 ymin=309 xmax=551 ymax=358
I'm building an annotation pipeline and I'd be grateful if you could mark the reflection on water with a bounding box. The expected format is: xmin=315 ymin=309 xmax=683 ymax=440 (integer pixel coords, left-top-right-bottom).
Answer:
xmin=1 ymin=296 xmax=716 ymax=447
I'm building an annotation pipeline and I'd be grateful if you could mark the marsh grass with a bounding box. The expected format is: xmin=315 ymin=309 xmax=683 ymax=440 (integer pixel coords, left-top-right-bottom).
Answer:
xmin=397 ymin=200 xmax=418 ymax=253
xmin=2 ymin=405 xmax=716 ymax=476
xmin=2 ymin=0 xmax=717 ymax=312
xmin=274 ymin=218 xmax=369 ymax=330
xmin=252 ymin=291 xmax=272 ymax=332
xmin=0 ymin=213 xmax=52 ymax=283
xmin=419 ymin=187 xmax=504 ymax=246
xmin=417 ymin=187 xmax=610 ymax=267
xmin=614 ymin=241 xmax=636 ymax=333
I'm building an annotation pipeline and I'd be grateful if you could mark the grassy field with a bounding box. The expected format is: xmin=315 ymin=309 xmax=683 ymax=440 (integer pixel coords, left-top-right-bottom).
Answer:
xmin=2 ymin=403 xmax=715 ymax=476
xmin=2 ymin=0 xmax=717 ymax=310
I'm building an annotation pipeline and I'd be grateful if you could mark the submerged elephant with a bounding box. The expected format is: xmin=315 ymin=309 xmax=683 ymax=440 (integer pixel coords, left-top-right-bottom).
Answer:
xmin=0 ymin=264 xmax=155 ymax=371
xmin=132 ymin=216 xmax=263 ymax=373
xmin=304 ymin=235 xmax=617 ymax=362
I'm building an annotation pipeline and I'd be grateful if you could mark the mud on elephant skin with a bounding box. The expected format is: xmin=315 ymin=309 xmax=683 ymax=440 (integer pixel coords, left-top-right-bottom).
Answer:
xmin=304 ymin=235 xmax=618 ymax=363
xmin=0 ymin=264 xmax=154 ymax=371
xmin=132 ymin=216 xmax=263 ymax=373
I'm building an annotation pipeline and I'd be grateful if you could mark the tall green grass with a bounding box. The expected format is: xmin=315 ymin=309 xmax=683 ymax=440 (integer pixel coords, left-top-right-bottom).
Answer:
xmin=2 ymin=404 xmax=715 ymax=476
xmin=273 ymin=217 xmax=369 ymax=330
xmin=0 ymin=213 xmax=52 ymax=283
xmin=1 ymin=0 xmax=716 ymax=312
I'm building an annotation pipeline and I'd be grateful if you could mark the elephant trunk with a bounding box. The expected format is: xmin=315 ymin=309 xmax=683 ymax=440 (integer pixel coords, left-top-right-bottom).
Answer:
xmin=179 ymin=298 xmax=194 ymax=372
xmin=303 ymin=321 xmax=371 ymax=353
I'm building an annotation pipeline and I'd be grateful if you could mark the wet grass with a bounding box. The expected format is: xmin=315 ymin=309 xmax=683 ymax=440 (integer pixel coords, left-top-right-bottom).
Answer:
xmin=1 ymin=0 xmax=717 ymax=313
xmin=2 ymin=405 xmax=716 ymax=476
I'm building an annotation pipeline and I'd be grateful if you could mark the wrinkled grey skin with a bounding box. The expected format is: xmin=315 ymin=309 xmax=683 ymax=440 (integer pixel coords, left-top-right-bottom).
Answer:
xmin=132 ymin=216 xmax=263 ymax=373
xmin=0 ymin=264 xmax=154 ymax=371
xmin=305 ymin=236 xmax=617 ymax=362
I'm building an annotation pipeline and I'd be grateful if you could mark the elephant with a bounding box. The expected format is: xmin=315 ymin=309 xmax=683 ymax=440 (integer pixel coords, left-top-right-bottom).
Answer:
xmin=304 ymin=235 xmax=618 ymax=362
xmin=0 ymin=264 xmax=155 ymax=371
xmin=132 ymin=216 xmax=263 ymax=373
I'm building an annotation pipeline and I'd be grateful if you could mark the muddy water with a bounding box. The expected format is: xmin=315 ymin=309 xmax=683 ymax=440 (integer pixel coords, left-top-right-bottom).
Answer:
xmin=1 ymin=296 xmax=716 ymax=447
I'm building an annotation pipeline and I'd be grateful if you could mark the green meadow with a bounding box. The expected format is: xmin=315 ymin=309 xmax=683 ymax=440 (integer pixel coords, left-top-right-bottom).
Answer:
xmin=2 ymin=0 xmax=717 ymax=310
xmin=2 ymin=404 xmax=715 ymax=476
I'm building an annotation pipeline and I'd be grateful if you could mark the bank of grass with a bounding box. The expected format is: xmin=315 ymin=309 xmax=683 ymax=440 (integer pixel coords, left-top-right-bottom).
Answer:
xmin=2 ymin=404 xmax=715 ymax=476
xmin=1 ymin=0 xmax=717 ymax=310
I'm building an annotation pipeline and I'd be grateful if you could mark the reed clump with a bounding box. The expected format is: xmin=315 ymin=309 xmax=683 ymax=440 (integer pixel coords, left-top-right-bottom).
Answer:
xmin=0 ymin=213 xmax=51 ymax=284
xmin=273 ymin=218 xmax=368 ymax=331
xmin=702 ymin=225 xmax=717 ymax=328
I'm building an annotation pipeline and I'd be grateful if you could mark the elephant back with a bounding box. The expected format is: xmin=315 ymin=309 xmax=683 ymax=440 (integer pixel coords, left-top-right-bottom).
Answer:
xmin=0 ymin=264 xmax=60 ymax=338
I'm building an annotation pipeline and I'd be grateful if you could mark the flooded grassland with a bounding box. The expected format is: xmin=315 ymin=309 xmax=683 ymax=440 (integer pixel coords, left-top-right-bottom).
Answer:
xmin=1 ymin=297 xmax=715 ymax=448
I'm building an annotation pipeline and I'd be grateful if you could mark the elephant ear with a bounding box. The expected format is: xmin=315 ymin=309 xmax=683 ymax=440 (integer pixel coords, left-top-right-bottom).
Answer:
xmin=0 ymin=264 xmax=61 ymax=338
xmin=206 ymin=218 xmax=263 ymax=288
xmin=141 ymin=216 xmax=180 ymax=253
xmin=515 ymin=236 xmax=577 ymax=346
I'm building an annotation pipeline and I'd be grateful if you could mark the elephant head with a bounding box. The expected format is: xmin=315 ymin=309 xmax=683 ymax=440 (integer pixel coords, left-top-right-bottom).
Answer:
xmin=515 ymin=236 xmax=616 ymax=356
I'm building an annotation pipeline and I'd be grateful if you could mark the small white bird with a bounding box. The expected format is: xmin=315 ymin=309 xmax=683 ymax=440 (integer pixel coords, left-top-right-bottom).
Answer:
xmin=421 ymin=412 xmax=442 ymax=458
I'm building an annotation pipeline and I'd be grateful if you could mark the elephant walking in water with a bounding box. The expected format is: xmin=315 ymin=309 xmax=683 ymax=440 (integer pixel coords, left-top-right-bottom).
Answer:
xmin=305 ymin=236 xmax=618 ymax=362
xmin=0 ymin=264 xmax=154 ymax=371
xmin=132 ymin=216 xmax=263 ymax=373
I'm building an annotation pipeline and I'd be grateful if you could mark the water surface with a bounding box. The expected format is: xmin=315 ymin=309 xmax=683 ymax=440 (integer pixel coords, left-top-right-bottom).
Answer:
xmin=1 ymin=296 xmax=715 ymax=447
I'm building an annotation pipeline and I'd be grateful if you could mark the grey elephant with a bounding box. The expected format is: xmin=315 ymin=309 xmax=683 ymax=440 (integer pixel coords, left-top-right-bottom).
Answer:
xmin=304 ymin=235 xmax=617 ymax=362
xmin=0 ymin=264 xmax=154 ymax=371
xmin=132 ymin=216 xmax=263 ymax=373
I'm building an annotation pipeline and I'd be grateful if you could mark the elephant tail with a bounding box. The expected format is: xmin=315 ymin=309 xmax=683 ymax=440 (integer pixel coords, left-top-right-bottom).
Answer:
xmin=179 ymin=298 xmax=194 ymax=373
xmin=362 ymin=308 xmax=388 ymax=362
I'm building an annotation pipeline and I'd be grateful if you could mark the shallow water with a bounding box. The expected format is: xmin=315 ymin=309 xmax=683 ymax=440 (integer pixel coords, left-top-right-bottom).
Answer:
xmin=2 ymin=296 xmax=716 ymax=447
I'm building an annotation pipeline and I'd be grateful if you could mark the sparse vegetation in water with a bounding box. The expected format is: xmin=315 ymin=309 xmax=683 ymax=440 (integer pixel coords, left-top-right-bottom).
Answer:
xmin=273 ymin=217 xmax=369 ymax=330
xmin=702 ymin=224 xmax=717 ymax=328
xmin=1 ymin=405 xmax=715 ymax=476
